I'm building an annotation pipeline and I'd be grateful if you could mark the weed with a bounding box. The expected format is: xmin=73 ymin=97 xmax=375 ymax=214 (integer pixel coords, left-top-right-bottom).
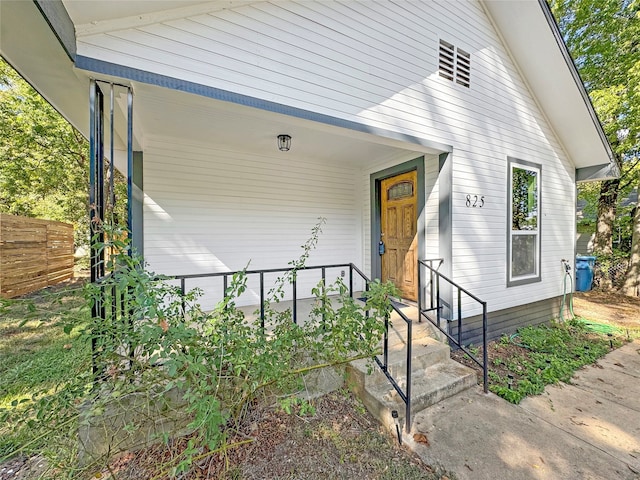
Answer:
xmin=487 ymin=320 xmax=626 ymax=404
xmin=0 ymin=219 xmax=396 ymax=478
xmin=353 ymin=399 xmax=368 ymax=416
xmin=279 ymin=397 xmax=316 ymax=417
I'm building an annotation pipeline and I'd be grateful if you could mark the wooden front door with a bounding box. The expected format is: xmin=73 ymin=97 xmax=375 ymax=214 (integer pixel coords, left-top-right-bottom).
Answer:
xmin=380 ymin=170 xmax=418 ymax=300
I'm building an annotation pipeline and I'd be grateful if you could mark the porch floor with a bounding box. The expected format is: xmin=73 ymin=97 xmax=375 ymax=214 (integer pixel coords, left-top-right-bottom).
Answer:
xmin=234 ymin=294 xmax=441 ymax=350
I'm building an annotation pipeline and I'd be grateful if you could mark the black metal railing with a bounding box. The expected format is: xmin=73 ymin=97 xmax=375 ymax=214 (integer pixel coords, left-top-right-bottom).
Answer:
xmin=91 ymin=273 xmax=135 ymax=375
xmin=91 ymin=262 xmax=414 ymax=432
xmin=174 ymin=263 xmax=414 ymax=433
xmin=174 ymin=263 xmax=353 ymax=328
xmin=349 ymin=265 xmax=413 ymax=433
xmin=418 ymin=259 xmax=488 ymax=393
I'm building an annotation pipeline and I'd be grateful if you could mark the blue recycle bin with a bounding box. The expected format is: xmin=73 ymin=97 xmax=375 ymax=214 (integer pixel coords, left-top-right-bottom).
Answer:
xmin=575 ymin=256 xmax=596 ymax=292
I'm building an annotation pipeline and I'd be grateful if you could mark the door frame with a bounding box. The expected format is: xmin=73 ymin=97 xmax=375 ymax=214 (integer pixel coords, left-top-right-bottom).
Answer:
xmin=370 ymin=157 xmax=425 ymax=283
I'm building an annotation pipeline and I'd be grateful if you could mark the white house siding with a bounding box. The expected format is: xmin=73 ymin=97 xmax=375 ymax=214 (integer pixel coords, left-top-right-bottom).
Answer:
xmin=143 ymin=135 xmax=362 ymax=309
xmin=451 ymin=149 xmax=575 ymax=317
xmin=81 ymin=0 xmax=577 ymax=314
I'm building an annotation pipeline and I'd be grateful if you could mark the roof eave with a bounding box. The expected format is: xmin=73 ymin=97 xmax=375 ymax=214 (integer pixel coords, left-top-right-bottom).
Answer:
xmin=32 ymin=0 xmax=76 ymax=61
xmin=482 ymin=0 xmax=618 ymax=175
xmin=537 ymin=0 xmax=617 ymax=168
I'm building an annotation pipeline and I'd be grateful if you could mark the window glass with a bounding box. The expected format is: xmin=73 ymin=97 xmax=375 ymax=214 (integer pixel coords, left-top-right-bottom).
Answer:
xmin=512 ymin=169 xmax=538 ymax=231
xmin=388 ymin=181 xmax=413 ymax=200
xmin=511 ymin=234 xmax=537 ymax=277
xmin=508 ymin=161 xmax=540 ymax=286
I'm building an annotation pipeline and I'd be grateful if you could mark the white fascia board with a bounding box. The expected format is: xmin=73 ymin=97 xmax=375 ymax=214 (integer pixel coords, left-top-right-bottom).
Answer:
xmin=576 ymin=162 xmax=621 ymax=182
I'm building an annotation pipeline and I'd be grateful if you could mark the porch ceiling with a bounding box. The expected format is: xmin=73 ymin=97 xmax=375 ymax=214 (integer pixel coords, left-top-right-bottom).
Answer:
xmin=63 ymin=1 xmax=250 ymax=30
xmin=130 ymin=82 xmax=425 ymax=166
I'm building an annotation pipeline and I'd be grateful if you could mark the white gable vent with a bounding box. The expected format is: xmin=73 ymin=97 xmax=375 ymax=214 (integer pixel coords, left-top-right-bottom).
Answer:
xmin=439 ymin=40 xmax=471 ymax=88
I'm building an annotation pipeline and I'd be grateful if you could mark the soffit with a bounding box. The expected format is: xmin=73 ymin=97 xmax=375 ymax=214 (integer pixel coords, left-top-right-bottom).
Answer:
xmin=482 ymin=0 xmax=615 ymax=170
xmin=64 ymin=0 xmax=256 ymax=35
xmin=0 ymin=1 xmax=89 ymax=136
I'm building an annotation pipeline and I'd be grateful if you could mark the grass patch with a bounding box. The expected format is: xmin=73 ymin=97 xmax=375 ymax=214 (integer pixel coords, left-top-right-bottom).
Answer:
xmin=487 ymin=319 xmax=626 ymax=404
xmin=0 ymin=283 xmax=91 ymax=459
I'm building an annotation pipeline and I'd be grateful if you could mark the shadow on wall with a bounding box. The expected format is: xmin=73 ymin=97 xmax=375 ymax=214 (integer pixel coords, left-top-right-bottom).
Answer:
xmin=577 ymin=232 xmax=595 ymax=255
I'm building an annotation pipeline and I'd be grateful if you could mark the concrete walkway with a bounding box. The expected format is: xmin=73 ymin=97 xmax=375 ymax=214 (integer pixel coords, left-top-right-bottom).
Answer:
xmin=407 ymin=340 xmax=640 ymax=480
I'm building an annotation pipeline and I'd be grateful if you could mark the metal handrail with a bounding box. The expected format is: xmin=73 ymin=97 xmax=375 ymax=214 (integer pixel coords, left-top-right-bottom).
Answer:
xmin=418 ymin=259 xmax=488 ymax=393
xmin=350 ymin=265 xmax=413 ymax=433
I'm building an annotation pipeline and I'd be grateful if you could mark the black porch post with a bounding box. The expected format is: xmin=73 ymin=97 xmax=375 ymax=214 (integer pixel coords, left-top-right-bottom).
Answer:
xmin=89 ymin=80 xmax=134 ymax=376
xmin=89 ymin=79 xmax=105 ymax=281
xmin=126 ymin=89 xmax=133 ymax=250
xmin=89 ymin=79 xmax=106 ymax=375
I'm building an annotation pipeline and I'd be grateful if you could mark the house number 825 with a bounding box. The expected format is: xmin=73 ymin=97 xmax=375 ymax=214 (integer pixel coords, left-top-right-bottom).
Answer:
xmin=465 ymin=194 xmax=485 ymax=208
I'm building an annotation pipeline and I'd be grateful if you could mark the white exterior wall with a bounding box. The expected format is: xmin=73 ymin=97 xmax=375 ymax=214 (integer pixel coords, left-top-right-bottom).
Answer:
xmin=143 ymin=135 xmax=362 ymax=308
xmin=82 ymin=0 xmax=577 ymax=313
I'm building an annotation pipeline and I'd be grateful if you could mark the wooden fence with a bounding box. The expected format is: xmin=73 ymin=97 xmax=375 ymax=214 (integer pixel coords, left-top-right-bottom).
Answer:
xmin=0 ymin=214 xmax=74 ymax=298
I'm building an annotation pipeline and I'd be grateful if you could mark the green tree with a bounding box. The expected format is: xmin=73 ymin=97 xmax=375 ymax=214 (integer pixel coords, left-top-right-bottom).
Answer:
xmin=0 ymin=58 xmax=89 ymax=245
xmin=622 ymin=195 xmax=640 ymax=295
xmin=551 ymin=0 xmax=640 ymax=292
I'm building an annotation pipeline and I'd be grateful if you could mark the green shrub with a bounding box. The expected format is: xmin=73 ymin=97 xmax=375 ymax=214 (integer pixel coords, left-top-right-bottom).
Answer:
xmin=3 ymin=219 xmax=395 ymax=478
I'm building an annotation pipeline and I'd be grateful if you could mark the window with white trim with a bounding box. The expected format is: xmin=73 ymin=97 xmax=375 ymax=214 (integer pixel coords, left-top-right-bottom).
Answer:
xmin=508 ymin=158 xmax=541 ymax=286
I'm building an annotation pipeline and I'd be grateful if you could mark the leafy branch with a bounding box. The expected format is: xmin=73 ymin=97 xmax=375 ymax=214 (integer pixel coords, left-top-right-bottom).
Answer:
xmin=4 ymin=218 xmax=396 ymax=478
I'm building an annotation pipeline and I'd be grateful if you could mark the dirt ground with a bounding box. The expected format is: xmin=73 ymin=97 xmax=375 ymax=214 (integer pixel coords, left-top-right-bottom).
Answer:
xmin=573 ymin=290 xmax=640 ymax=328
xmin=90 ymin=392 xmax=453 ymax=480
xmin=2 ymin=394 xmax=453 ymax=480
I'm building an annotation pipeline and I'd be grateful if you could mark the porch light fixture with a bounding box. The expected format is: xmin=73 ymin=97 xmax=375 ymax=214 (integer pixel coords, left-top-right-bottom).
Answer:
xmin=277 ymin=134 xmax=291 ymax=151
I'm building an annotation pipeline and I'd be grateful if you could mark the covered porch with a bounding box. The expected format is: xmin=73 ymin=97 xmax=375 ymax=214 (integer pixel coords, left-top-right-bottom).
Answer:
xmin=87 ymin=79 xmax=447 ymax=310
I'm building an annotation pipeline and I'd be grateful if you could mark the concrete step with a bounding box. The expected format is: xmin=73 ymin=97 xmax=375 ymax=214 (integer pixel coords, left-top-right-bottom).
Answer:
xmin=354 ymin=360 xmax=477 ymax=433
xmin=353 ymin=297 xmax=441 ymax=348
xmin=348 ymin=337 xmax=450 ymax=388
xmin=386 ymin=318 xmax=437 ymax=350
